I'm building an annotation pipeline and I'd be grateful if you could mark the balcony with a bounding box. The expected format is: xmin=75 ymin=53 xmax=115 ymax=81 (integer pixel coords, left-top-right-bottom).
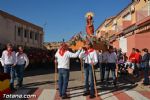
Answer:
xmin=116 ymin=25 xmax=123 ymax=34
xmin=108 ymin=30 xmax=116 ymax=35
xmin=122 ymin=20 xmax=133 ymax=30
xmin=136 ymin=2 xmax=150 ymax=25
xmin=109 ymin=34 xmax=117 ymax=42
xmin=99 ymin=30 xmax=106 ymax=38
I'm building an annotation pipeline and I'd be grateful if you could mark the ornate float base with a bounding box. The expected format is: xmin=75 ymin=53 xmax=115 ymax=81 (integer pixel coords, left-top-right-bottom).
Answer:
xmin=0 ymin=73 xmax=11 ymax=99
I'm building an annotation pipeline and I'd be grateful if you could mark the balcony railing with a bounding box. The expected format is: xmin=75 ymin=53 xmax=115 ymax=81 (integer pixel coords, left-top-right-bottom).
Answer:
xmin=136 ymin=2 xmax=150 ymax=22
xmin=122 ymin=20 xmax=132 ymax=30
xmin=116 ymin=25 xmax=123 ymax=33
xmin=109 ymin=34 xmax=116 ymax=42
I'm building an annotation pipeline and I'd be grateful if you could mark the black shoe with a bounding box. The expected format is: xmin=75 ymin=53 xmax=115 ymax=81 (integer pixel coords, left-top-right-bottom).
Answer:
xmin=17 ymin=81 xmax=23 ymax=87
xmin=62 ymin=94 xmax=68 ymax=99
xmin=10 ymin=87 xmax=17 ymax=91
xmin=90 ymin=95 xmax=95 ymax=99
xmin=105 ymin=82 xmax=109 ymax=86
xmin=142 ymin=83 xmax=149 ymax=86
xmin=16 ymin=85 xmax=19 ymax=89
xmin=113 ymin=81 xmax=117 ymax=87
xmin=101 ymin=79 xmax=104 ymax=82
xmin=114 ymin=84 xmax=118 ymax=88
xmin=83 ymin=92 xmax=89 ymax=96
xmin=16 ymin=84 xmax=22 ymax=88
xmin=19 ymin=83 xmax=23 ymax=87
xmin=10 ymin=84 xmax=16 ymax=91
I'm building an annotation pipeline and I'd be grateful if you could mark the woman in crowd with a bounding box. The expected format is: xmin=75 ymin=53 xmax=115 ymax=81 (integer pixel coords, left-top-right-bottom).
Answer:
xmin=129 ymin=48 xmax=136 ymax=69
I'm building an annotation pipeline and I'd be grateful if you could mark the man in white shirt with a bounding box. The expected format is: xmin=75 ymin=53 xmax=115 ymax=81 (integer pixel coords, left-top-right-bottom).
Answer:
xmin=1 ymin=43 xmax=16 ymax=90
xmin=105 ymin=46 xmax=117 ymax=86
xmin=55 ymin=43 xmax=81 ymax=99
xmin=16 ymin=46 xmax=29 ymax=88
xmin=79 ymin=42 xmax=98 ymax=99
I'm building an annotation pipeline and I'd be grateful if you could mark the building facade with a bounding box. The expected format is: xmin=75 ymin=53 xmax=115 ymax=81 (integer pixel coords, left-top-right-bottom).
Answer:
xmin=96 ymin=0 xmax=150 ymax=56
xmin=0 ymin=10 xmax=44 ymax=49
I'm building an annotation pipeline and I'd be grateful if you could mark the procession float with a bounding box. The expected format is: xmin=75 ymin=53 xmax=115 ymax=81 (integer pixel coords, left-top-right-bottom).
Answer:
xmin=0 ymin=73 xmax=11 ymax=99
xmin=69 ymin=12 xmax=108 ymax=51
xmin=55 ymin=12 xmax=109 ymax=97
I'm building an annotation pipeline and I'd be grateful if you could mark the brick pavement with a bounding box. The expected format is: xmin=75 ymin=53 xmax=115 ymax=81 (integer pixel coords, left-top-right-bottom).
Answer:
xmin=4 ymin=68 xmax=150 ymax=100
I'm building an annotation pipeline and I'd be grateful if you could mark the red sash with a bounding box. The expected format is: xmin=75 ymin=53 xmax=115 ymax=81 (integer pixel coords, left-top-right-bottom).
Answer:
xmin=85 ymin=48 xmax=94 ymax=55
xmin=7 ymin=50 xmax=12 ymax=57
xmin=59 ymin=49 xmax=67 ymax=56
xmin=18 ymin=52 xmax=23 ymax=57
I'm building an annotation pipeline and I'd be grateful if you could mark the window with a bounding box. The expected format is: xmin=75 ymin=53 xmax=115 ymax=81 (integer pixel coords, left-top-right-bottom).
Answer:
xmin=97 ymin=30 xmax=100 ymax=34
xmin=24 ymin=30 xmax=28 ymax=38
xmin=105 ymin=32 xmax=109 ymax=38
xmin=30 ymin=31 xmax=33 ymax=39
xmin=148 ymin=1 xmax=150 ymax=16
xmin=35 ymin=33 xmax=38 ymax=40
xmin=123 ymin=13 xmax=131 ymax=20
xmin=17 ymin=27 xmax=21 ymax=36
xmin=112 ymin=25 xmax=116 ymax=31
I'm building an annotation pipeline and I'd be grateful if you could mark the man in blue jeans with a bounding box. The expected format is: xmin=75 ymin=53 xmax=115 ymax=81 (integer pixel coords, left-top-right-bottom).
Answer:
xmin=16 ymin=46 xmax=29 ymax=88
xmin=141 ymin=48 xmax=149 ymax=85
xmin=105 ymin=46 xmax=117 ymax=87
xmin=79 ymin=42 xmax=98 ymax=99
xmin=55 ymin=43 xmax=81 ymax=99
xmin=98 ymin=50 xmax=109 ymax=82
xmin=1 ymin=43 xmax=16 ymax=91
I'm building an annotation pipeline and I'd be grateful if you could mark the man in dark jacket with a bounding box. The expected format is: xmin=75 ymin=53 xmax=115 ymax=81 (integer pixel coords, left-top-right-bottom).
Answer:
xmin=141 ymin=48 xmax=149 ymax=85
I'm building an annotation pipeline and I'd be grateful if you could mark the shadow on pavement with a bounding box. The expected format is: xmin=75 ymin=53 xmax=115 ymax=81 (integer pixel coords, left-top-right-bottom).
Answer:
xmin=23 ymin=81 xmax=53 ymax=88
xmin=24 ymin=58 xmax=82 ymax=77
xmin=68 ymin=76 xmax=138 ymax=98
xmin=24 ymin=66 xmax=51 ymax=77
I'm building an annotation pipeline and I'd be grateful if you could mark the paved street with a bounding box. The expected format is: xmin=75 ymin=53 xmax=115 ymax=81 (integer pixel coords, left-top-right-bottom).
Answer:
xmin=6 ymin=62 xmax=150 ymax=100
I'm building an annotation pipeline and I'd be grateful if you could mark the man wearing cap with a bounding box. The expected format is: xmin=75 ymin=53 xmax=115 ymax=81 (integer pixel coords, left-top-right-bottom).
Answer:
xmin=1 ymin=43 xmax=16 ymax=91
xmin=79 ymin=42 xmax=98 ymax=98
xmin=55 ymin=43 xmax=81 ymax=99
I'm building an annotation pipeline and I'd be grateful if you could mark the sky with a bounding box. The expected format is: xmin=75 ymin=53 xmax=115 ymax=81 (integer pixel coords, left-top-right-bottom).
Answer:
xmin=0 ymin=0 xmax=131 ymax=42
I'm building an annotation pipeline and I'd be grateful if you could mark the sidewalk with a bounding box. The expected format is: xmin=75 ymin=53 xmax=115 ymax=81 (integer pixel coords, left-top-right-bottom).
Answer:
xmin=117 ymin=71 xmax=150 ymax=92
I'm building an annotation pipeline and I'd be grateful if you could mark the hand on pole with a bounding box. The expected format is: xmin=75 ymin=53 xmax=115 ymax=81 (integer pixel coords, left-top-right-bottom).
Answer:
xmin=90 ymin=61 xmax=94 ymax=66
xmin=54 ymin=59 xmax=57 ymax=64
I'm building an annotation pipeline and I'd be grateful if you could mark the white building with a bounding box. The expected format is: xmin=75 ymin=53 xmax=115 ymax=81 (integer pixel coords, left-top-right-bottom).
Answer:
xmin=0 ymin=10 xmax=44 ymax=49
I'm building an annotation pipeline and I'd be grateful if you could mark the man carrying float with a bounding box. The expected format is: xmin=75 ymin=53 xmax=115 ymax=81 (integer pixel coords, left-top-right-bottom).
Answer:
xmin=79 ymin=41 xmax=98 ymax=99
xmin=55 ymin=43 xmax=81 ymax=99
xmin=79 ymin=12 xmax=98 ymax=98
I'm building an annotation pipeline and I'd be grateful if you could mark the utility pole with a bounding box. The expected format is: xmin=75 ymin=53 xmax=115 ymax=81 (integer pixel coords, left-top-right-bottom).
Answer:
xmin=42 ymin=21 xmax=47 ymax=48
xmin=43 ymin=21 xmax=47 ymax=33
xmin=62 ymin=38 xmax=65 ymax=42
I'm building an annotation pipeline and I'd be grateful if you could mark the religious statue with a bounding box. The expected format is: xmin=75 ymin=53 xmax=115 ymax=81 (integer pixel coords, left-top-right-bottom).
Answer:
xmin=85 ymin=12 xmax=94 ymax=36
